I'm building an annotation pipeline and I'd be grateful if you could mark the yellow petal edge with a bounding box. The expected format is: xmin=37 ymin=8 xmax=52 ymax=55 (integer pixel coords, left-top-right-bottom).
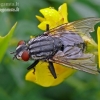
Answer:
xmin=97 ymin=27 xmax=100 ymax=68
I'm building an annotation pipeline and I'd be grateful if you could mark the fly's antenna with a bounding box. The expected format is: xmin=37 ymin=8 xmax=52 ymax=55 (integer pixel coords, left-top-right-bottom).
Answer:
xmin=10 ymin=51 xmax=16 ymax=54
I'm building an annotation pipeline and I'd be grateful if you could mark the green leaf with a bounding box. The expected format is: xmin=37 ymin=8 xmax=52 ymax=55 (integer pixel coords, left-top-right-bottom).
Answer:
xmin=0 ymin=22 xmax=17 ymax=62
xmin=0 ymin=87 xmax=11 ymax=100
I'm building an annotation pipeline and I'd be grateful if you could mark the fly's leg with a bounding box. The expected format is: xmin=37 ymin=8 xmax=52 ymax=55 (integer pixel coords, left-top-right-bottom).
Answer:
xmin=46 ymin=24 xmax=50 ymax=31
xmin=32 ymin=68 xmax=35 ymax=74
xmin=48 ymin=62 xmax=57 ymax=79
xmin=98 ymin=69 xmax=100 ymax=73
xmin=27 ymin=60 xmax=39 ymax=73
xmin=61 ymin=44 xmax=64 ymax=51
xmin=98 ymin=61 xmax=100 ymax=73
xmin=43 ymin=24 xmax=50 ymax=35
xmin=27 ymin=60 xmax=39 ymax=70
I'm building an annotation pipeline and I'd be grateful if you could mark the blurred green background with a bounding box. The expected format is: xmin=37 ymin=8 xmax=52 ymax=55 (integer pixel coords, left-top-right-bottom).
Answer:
xmin=0 ymin=0 xmax=100 ymax=100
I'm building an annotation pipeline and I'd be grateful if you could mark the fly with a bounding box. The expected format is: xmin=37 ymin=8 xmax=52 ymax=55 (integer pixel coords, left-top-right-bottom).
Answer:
xmin=11 ymin=17 xmax=100 ymax=79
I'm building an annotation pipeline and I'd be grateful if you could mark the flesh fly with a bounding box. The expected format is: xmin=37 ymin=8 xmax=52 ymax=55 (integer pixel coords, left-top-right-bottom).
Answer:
xmin=12 ymin=17 xmax=100 ymax=78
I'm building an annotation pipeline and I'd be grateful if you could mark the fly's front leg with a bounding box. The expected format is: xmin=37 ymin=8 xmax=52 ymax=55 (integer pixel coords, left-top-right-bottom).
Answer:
xmin=46 ymin=24 xmax=50 ymax=31
xmin=27 ymin=60 xmax=39 ymax=73
xmin=48 ymin=62 xmax=57 ymax=79
xmin=43 ymin=24 xmax=50 ymax=35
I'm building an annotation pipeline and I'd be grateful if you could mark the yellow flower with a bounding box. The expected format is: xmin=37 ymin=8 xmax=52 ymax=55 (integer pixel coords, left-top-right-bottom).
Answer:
xmin=36 ymin=3 xmax=68 ymax=30
xmin=25 ymin=3 xmax=75 ymax=87
xmin=97 ymin=27 xmax=100 ymax=68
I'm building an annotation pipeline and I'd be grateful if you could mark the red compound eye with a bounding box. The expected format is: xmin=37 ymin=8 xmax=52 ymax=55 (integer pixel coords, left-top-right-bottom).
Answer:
xmin=21 ymin=51 xmax=30 ymax=61
xmin=17 ymin=40 xmax=25 ymax=46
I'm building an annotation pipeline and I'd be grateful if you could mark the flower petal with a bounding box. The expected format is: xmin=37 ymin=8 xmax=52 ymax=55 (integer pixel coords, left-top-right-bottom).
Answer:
xmin=37 ymin=21 xmax=51 ymax=30
xmin=58 ymin=3 xmax=68 ymax=23
xmin=37 ymin=7 xmax=62 ymax=30
xmin=97 ymin=27 xmax=100 ymax=68
xmin=25 ymin=61 xmax=75 ymax=87
xmin=36 ymin=3 xmax=68 ymax=30
xmin=36 ymin=15 xmax=45 ymax=22
xmin=40 ymin=7 xmax=61 ymax=23
xmin=25 ymin=70 xmax=36 ymax=83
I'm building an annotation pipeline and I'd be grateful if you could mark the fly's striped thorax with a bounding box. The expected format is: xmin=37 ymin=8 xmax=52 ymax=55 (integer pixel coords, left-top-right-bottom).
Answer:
xmin=28 ymin=35 xmax=63 ymax=60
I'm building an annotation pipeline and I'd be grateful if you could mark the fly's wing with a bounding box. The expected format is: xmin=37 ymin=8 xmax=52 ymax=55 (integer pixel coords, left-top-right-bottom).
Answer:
xmin=45 ymin=17 xmax=100 ymax=37
xmin=48 ymin=17 xmax=100 ymax=74
xmin=52 ymin=51 xmax=98 ymax=74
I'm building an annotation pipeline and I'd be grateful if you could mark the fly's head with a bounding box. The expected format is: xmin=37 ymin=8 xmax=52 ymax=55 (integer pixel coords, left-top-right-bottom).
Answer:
xmin=11 ymin=40 xmax=30 ymax=61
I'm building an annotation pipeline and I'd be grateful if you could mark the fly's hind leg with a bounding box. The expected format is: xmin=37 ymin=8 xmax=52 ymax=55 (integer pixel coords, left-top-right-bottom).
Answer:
xmin=48 ymin=62 xmax=57 ymax=79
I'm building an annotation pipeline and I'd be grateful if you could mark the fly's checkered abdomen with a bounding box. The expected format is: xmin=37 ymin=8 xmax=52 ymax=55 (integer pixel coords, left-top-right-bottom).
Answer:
xmin=58 ymin=32 xmax=86 ymax=59
xmin=28 ymin=35 xmax=62 ymax=60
